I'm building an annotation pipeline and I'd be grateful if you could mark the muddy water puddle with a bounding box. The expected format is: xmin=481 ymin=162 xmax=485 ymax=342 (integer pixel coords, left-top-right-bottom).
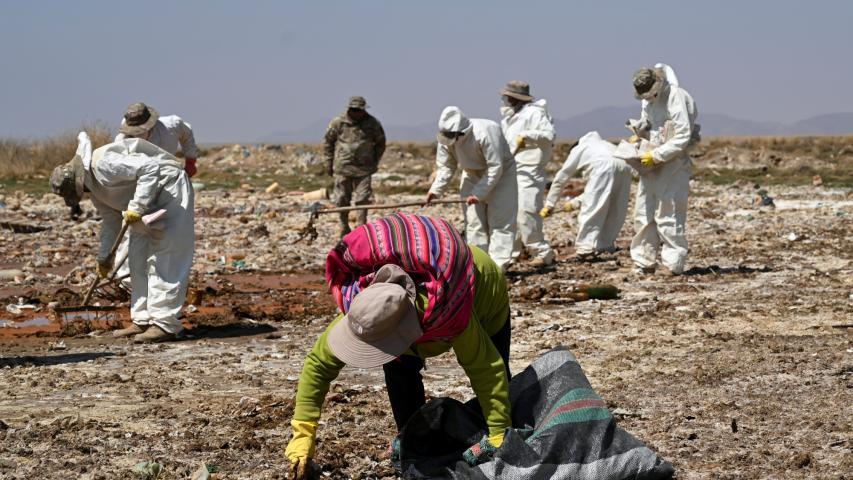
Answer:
xmin=0 ymin=316 xmax=52 ymax=328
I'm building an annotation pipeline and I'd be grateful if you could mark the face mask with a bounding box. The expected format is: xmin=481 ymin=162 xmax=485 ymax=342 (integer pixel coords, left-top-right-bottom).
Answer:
xmin=436 ymin=132 xmax=456 ymax=147
xmin=500 ymin=106 xmax=514 ymax=117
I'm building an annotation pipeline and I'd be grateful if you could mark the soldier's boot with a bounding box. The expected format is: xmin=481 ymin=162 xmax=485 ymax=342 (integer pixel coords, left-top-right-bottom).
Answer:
xmin=339 ymin=212 xmax=351 ymax=238
xmin=356 ymin=208 xmax=368 ymax=226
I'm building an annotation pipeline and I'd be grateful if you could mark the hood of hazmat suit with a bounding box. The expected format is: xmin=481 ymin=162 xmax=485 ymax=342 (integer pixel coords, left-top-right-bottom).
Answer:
xmin=438 ymin=106 xmax=473 ymax=134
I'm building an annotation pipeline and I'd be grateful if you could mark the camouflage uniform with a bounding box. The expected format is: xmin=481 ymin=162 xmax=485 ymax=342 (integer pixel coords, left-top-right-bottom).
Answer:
xmin=324 ymin=98 xmax=386 ymax=231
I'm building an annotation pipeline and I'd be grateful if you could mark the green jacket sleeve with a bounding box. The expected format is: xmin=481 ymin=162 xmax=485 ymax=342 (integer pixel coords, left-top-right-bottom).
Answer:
xmin=293 ymin=315 xmax=347 ymax=423
xmin=451 ymin=313 xmax=511 ymax=437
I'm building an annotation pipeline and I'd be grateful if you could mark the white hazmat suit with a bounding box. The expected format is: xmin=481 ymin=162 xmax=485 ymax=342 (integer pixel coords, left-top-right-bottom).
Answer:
xmin=545 ymin=131 xmax=632 ymax=255
xmin=501 ymin=99 xmax=556 ymax=264
xmin=428 ymin=106 xmax=518 ymax=271
xmin=114 ymin=115 xmax=199 ymax=159
xmin=630 ymin=64 xmax=698 ymax=274
xmin=81 ymin=135 xmax=195 ymax=334
xmin=113 ymin=115 xmax=198 ymax=280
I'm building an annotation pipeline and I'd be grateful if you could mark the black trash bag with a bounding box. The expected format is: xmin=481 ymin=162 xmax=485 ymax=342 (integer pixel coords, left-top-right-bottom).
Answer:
xmin=395 ymin=347 xmax=675 ymax=480
xmin=392 ymin=397 xmax=486 ymax=479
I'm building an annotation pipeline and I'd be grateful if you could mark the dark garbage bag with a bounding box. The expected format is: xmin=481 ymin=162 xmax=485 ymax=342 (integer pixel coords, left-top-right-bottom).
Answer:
xmin=395 ymin=347 xmax=675 ymax=480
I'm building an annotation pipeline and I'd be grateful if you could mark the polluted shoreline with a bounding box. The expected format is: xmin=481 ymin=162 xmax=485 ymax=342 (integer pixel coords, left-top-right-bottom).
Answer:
xmin=1 ymin=140 xmax=852 ymax=478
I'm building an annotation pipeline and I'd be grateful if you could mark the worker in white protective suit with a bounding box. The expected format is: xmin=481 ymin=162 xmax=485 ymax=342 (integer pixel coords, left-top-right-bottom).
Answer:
xmin=499 ymin=81 xmax=556 ymax=267
xmin=115 ymin=102 xmax=200 ymax=174
xmin=627 ymin=64 xmax=699 ymax=275
xmin=541 ymin=131 xmax=633 ymax=259
xmin=49 ymin=132 xmax=195 ymax=343
xmin=426 ymin=106 xmax=518 ymax=272
xmin=111 ymin=102 xmax=199 ymax=284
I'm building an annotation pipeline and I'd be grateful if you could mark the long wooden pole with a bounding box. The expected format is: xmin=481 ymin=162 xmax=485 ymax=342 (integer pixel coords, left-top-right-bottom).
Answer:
xmin=312 ymin=199 xmax=466 ymax=214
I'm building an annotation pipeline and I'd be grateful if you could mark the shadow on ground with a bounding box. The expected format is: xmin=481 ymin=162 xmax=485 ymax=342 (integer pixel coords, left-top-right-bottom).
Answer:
xmin=0 ymin=351 xmax=116 ymax=368
xmin=183 ymin=322 xmax=278 ymax=340
xmin=682 ymin=264 xmax=772 ymax=276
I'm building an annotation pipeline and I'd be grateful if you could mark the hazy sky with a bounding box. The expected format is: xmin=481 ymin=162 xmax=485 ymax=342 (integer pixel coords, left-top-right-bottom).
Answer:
xmin=2 ymin=1 xmax=852 ymax=142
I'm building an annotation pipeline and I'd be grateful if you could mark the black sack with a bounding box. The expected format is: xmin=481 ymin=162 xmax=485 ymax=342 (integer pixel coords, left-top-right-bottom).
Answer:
xmin=396 ymin=347 xmax=675 ymax=480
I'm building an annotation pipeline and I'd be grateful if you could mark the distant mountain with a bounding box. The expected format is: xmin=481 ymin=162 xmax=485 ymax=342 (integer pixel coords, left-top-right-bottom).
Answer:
xmin=553 ymin=106 xmax=853 ymax=138
xmin=257 ymin=108 xmax=853 ymax=143
xmin=790 ymin=113 xmax=853 ymax=136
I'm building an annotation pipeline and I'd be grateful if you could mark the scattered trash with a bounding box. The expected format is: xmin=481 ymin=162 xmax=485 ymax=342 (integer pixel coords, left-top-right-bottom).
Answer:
xmin=186 ymin=304 xmax=198 ymax=314
xmin=302 ymin=188 xmax=327 ymax=201
xmin=612 ymin=407 xmax=644 ymax=418
xmin=131 ymin=461 xmax=164 ymax=479
xmin=755 ymin=189 xmax=775 ymax=208
xmin=812 ymin=175 xmax=823 ymax=187
xmin=5 ymin=298 xmax=37 ymax=316
xmin=786 ymin=232 xmax=802 ymax=242
xmin=0 ymin=221 xmax=50 ymax=233
xmin=48 ymin=340 xmax=67 ymax=351
xmin=265 ymin=182 xmax=281 ymax=194
xmin=192 ymin=182 xmax=206 ymax=191
xmin=190 ymin=464 xmax=220 ymax=480
xmin=187 ymin=288 xmax=205 ymax=306
xmin=0 ymin=269 xmax=25 ymax=281
xmin=572 ymin=284 xmax=620 ymax=301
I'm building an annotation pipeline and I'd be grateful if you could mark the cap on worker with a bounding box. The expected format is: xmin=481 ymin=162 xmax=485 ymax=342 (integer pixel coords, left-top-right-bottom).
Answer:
xmin=633 ymin=68 xmax=664 ymax=100
xmin=327 ymin=264 xmax=421 ymax=368
xmin=500 ymin=80 xmax=534 ymax=102
xmin=49 ymin=155 xmax=85 ymax=207
xmin=119 ymin=102 xmax=160 ymax=136
xmin=347 ymin=96 xmax=368 ymax=110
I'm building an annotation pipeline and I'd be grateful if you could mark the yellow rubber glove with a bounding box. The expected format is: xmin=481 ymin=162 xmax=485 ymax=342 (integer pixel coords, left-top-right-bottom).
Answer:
xmin=284 ymin=420 xmax=317 ymax=479
xmin=640 ymin=151 xmax=655 ymax=167
xmin=488 ymin=432 xmax=505 ymax=448
xmin=564 ymin=201 xmax=576 ymax=213
xmin=123 ymin=210 xmax=142 ymax=224
xmin=539 ymin=206 xmax=552 ymax=219
xmin=515 ymin=135 xmax=526 ymax=150
xmin=628 ymin=135 xmax=640 ymax=144
xmin=97 ymin=261 xmax=111 ymax=278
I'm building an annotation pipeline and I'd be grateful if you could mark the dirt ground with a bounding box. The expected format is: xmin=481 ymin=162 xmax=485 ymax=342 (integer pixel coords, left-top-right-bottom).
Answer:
xmin=0 ymin=140 xmax=851 ymax=479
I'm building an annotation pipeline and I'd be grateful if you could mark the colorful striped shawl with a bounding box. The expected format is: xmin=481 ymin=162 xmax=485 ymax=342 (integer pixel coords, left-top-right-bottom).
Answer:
xmin=325 ymin=213 xmax=475 ymax=343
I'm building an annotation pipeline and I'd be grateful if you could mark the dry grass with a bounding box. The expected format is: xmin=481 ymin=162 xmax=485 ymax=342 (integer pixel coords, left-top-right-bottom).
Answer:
xmin=0 ymin=123 xmax=112 ymax=179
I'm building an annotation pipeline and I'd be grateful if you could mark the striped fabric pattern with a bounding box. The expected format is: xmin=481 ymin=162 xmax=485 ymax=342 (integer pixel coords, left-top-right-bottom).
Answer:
xmin=530 ymin=388 xmax=611 ymax=440
xmin=325 ymin=213 xmax=475 ymax=343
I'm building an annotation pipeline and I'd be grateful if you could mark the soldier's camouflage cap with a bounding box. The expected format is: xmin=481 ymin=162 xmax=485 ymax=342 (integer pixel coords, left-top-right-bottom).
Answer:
xmin=49 ymin=155 xmax=85 ymax=207
xmin=348 ymin=96 xmax=368 ymax=110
